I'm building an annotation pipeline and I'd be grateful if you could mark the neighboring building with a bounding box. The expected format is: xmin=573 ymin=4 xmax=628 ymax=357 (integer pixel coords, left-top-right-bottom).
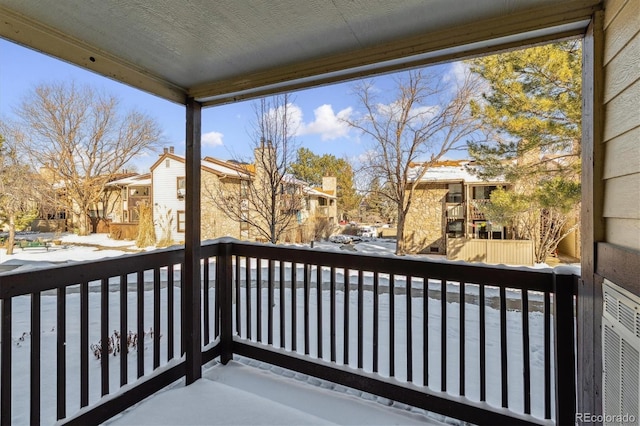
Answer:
xmin=106 ymin=173 xmax=152 ymax=223
xmin=151 ymin=148 xmax=247 ymax=244
xmin=314 ymin=176 xmax=338 ymax=224
xmin=403 ymin=160 xmax=508 ymax=255
xmin=277 ymin=174 xmax=338 ymax=242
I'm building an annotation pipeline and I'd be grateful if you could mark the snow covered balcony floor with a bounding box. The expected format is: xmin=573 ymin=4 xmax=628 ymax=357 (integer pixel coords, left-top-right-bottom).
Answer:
xmin=108 ymin=359 xmax=443 ymax=425
xmin=0 ymin=239 xmax=577 ymax=425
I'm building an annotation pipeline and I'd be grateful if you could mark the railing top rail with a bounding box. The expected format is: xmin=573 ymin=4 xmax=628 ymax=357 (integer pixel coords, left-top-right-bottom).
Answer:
xmin=223 ymin=239 xmax=571 ymax=294
xmin=0 ymin=246 xmax=186 ymax=298
xmin=0 ymin=237 xmax=577 ymax=299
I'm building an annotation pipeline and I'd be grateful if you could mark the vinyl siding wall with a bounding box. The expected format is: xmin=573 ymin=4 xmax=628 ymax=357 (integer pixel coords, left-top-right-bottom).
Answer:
xmin=602 ymin=0 xmax=640 ymax=251
xmin=152 ymin=157 xmax=185 ymax=243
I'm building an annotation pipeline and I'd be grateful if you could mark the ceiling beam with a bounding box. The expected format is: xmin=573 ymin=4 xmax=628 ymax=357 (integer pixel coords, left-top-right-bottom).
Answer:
xmin=192 ymin=0 xmax=601 ymax=105
xmin=0 ymin=5 xmax=188 ymax=105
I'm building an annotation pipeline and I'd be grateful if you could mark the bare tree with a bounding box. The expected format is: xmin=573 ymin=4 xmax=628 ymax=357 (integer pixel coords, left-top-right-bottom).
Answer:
xmin=0 ymin=122 xmax=51 ymax=254
xmin=210 ymin=94 xmax=302 ymax=243
xmin=346 ymin=68 xmax=483 ymax=255
xmin=15 ymin=81 xmax=162 ymax=235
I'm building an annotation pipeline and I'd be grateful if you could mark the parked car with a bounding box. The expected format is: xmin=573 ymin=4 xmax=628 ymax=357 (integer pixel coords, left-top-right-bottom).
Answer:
xmin=359 ymin=226 xmax=378 ymax=238
xmin=329 ymin=234 xmax=352 ymax=244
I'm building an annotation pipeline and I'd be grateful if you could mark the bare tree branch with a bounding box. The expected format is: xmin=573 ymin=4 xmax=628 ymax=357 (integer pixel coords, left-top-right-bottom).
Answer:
xmin=345 ymin=68 xmax=483 ymax=254
xmin=15 ymin=81 xmax=162 ymax=235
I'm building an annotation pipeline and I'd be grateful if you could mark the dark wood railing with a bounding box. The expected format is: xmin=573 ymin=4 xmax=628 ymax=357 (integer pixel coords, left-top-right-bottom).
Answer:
xmin=0 ymin=239 xmax=576 ymax=425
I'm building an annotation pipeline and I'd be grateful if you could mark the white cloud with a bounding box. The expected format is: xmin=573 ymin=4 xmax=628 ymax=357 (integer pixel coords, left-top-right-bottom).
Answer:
xmin=376 ymin=101 xmax=439 ymax=124
xmin=261 ymin=102 xmax=353 ymax=141
xmin=443 ymin=61 xmax=470 ymax=86
xmin=285 ymin=103 xmax=304 ymax=134
xmin=298 ymin=104 xmax=353 ymax=141
xmin=202 ymin=131 xmax=224 ymax=147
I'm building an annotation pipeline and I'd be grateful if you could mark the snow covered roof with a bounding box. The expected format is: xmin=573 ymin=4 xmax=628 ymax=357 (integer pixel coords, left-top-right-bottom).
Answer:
xmin=304 ymin=187 xmax=336 ymax=199
xmin=282 ymin=174 xmax=336 ymax=199
xmin=201 ymin=157 xmax=251 ymax=178
xmin=107 ymin=173 xmax=152 ymax=187
xmin=409 ymin=161 xmax=506 ymax=185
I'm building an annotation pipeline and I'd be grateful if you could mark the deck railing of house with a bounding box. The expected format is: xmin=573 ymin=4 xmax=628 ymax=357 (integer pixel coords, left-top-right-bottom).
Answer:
xmin=0 ymin=239 xmax=576 ymax=425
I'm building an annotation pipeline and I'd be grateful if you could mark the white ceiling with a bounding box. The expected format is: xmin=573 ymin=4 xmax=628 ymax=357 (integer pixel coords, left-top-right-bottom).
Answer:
xmin=0 ymin=0 xmax=601 ymax=106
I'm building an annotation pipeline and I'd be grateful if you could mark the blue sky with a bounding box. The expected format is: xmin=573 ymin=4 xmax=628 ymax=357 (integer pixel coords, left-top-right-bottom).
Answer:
xmin=1 ymin=38 xmax=467 ymax=172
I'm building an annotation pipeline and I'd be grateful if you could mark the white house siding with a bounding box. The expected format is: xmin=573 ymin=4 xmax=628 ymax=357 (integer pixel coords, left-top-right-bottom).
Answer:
xmin=603 ymin=0 xmax=640 ymax=251
xmin=152 ymin=156 xmax=186 ymax=243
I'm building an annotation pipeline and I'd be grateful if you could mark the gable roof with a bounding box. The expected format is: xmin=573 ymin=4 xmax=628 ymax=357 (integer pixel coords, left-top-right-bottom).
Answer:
xmin=107 ymin=173 xmax=152 ymax=187
xmin=150 ymin=153 xmax=250 ymax=179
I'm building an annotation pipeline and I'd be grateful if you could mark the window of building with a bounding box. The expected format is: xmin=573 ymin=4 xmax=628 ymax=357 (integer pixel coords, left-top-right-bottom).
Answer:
xmin=130 ymin=186 xmax=149 ymax=197
xmin=123 ymin=210 xmax=129 ymax=222
xmin=447 ymin=219 xmax=464 ymax=237
xmin=177 ymin=211 xmax=186 ymax=232
xmin=473 ymin=220 xmax=489 ymax=239
xmin=491 ymin=223 xmax=505 ymax=240
xmin=165 ymin=159 xmax=170 ymax=168
xmin=447 ymin=183 xmax=463 ymax=203
xmin=473 ymin=185 xmax=497 ymax=200
xmin=240 ymin=180 xmax=249 ymax=197
xmin=177 ymin=177 xmax=186 ymax=199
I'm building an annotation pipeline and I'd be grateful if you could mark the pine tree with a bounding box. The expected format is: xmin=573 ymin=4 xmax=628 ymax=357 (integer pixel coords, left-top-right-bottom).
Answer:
xmin=468 ymin=41 xmax=582 ymax=262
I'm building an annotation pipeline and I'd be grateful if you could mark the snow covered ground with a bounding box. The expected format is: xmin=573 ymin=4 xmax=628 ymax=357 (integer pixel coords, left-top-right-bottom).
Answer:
xmin=0 ymin=233 xmax=568 ymax=424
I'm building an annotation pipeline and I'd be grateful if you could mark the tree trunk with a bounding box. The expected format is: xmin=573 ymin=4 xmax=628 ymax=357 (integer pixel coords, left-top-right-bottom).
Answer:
xmin=74 ymin=211 xmax=90 ymax=236
xmin=6 ymin=216 xmax=16 ymax=255
xmin=395 ymin=208 xmax=406 ymax=256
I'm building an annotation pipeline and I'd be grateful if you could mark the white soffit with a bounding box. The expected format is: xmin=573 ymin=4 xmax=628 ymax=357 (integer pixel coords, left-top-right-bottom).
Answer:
xmin=0 ymin=0 xmax=601 ymax=106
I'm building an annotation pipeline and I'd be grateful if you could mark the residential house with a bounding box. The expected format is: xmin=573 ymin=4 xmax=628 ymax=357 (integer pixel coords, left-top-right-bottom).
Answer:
xmin=403 ymin=160 xmax=507 ymax=255
xmin=106 ymin=173 xmax=152 ymax=224
xmin=279 ymin=174 xmax=338 ymax=242
xmin=150 ymin=148 xmax=247 ymax=243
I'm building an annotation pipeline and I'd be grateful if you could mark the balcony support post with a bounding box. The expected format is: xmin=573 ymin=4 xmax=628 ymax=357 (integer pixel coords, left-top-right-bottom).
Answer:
xmin=185 ymin=97 xmax=202 ymax=384
xmin=553 ymin=271 xmax=577 ymax=425
xmin=218 ymin=242 xmax=233 ymax=364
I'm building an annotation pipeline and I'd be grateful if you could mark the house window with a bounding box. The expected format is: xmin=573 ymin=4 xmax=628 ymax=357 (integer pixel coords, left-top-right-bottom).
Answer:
xmin=165 ymin=159 xmax=170 ymax=168
xmin=177 ymin=211 xmax=186 ymax=233
xmin=240 ymin=180 xmax=249 ymax=197
xmin=130 ymin=209 xmax=140 ymax=222
xmin=130 ymin=186 xmax=149 ymax=197
xmin=447 ymin=219 xmax=464 ymax=237
xmin=319 ymin=198 xmax=327 ymax=206
xmin=473 ymin=185 xmax=497 ymax=200
xmin=177 ymin=177 xmax=186 ymax=199
xmin=491 ymin=223 xmax=505 ymax=240
xmin=447 ymin=183 xmax=463 ymax=203
xmin=473 ymin=220 xmax=489 ymax=239
xmin=123 ymin=210 xmax=129 ymax=222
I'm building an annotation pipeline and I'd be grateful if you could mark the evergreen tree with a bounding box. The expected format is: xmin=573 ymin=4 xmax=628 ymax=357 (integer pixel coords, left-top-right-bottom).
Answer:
xmin=468 ymin=40 xmax=581 ymax=180
xmin=468 ymin=41 xmax=582 ymax=262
